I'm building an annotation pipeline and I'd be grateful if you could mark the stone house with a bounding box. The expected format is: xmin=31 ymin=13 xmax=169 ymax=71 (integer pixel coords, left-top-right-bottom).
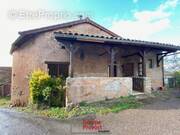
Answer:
xmin=10 ymin=18 xmax=180 ymax=106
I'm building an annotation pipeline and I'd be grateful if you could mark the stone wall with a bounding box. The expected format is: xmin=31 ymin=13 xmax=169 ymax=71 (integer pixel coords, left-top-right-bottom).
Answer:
xmin=66 ymin=77 xmax=132 ymax=105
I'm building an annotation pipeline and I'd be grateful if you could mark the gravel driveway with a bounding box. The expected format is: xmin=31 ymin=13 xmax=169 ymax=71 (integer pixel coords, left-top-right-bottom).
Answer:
xmin=0 ymin=89 xmax=180 ymax=135
xmin=98 ymin=89 xmax=180 ymax=135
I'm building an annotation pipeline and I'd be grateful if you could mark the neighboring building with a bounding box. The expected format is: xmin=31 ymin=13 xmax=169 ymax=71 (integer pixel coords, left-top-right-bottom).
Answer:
xmin=0 ymin=67 xmax=11 ymax=97
xmin=10 ymin=18 xmax=180 ymax=106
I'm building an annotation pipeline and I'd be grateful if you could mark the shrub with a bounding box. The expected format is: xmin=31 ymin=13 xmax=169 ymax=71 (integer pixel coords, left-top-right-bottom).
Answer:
xmin=29 ymin=70 xmax=51 ymax=104
xmin=29 ymin=69 xmax=66 ymax=107
xmin=174 ymin=71 xmax=180 ymax=87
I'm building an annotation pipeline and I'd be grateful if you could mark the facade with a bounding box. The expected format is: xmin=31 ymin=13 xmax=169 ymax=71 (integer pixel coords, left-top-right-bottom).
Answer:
xmin=10 ymin=18 xmax=180 ymax=106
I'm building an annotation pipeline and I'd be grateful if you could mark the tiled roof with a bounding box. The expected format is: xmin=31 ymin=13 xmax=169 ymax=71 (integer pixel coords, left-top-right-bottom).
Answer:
xmin=10 ymin=18 xmax=119 ymax=54
xmin=54 ymin=31 xmax=180 ymax=51
xmin=18 ymin=17 xmax=119 ymax=37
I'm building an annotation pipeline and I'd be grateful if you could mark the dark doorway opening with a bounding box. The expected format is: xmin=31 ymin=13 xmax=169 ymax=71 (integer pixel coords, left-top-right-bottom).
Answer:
xmin=47 ymin=62 xmax=69 ymax=78
xmin=122 ymin=63 xmax=134 ymax=77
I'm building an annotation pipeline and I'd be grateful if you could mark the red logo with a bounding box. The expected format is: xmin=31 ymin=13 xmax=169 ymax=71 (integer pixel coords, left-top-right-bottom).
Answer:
xmin=83 ymin=119 xmax=102 ymax=131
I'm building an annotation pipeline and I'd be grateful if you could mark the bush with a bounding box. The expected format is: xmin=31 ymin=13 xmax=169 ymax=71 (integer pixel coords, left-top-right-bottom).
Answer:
xmin=29 ymin=70 xmax=50 ymax=104
xmin=29 ymin=69 xmax=65 ymax=107
xmin=174 ymin=71 xmax=180 ymax=88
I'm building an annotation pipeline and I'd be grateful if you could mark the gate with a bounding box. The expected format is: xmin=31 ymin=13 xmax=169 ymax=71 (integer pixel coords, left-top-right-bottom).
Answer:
xmin=133 ymin=77 xmax=144 ymax=92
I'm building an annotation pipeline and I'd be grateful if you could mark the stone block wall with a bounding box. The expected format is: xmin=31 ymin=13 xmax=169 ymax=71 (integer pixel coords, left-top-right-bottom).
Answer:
xmin=66 ymin=77 xmax=132 ymax=105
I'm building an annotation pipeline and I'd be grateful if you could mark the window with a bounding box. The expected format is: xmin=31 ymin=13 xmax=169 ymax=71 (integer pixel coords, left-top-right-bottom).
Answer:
xmin=47 ymin=63 xmax=69 ymax=78
xmin=148 ymin=59 xmax=154 ymax=69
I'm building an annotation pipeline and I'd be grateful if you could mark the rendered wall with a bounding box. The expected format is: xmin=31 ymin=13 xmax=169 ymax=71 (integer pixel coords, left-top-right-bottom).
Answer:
xmin=145 ymin=51 xmax=163 ymax=90
xmin=66 ymin=77 xmax=132 ymax=105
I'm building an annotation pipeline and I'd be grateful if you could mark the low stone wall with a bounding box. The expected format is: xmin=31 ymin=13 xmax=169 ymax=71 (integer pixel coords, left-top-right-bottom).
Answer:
xmin=66 ymin=77 xmax=132 ymax=105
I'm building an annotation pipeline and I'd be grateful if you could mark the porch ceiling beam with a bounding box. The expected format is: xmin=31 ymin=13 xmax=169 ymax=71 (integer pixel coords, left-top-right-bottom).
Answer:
xmin=121 ymin=52 xmax=143 ymax=58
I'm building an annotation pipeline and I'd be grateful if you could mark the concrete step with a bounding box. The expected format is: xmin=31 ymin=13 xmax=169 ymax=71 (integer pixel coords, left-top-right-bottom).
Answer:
xmin=131 ymin=91 xmax=149 ymax=100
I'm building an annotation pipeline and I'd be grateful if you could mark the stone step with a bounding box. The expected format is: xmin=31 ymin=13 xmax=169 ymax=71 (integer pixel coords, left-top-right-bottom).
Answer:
xmin=131 ymin=91 xmax=148 ymax=100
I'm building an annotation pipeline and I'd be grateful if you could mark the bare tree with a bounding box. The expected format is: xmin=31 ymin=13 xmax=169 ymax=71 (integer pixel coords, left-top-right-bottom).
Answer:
xmin=164 ymin=51 xmax=180 ymax=73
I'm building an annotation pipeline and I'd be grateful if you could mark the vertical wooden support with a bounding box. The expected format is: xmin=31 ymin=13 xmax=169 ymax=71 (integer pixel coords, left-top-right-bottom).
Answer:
xmin=68 ymin=43 xmax=79 ymax=78
xmin=142 ymin=50 xmax=146 ymax=77
xmin=110 ymin=48 xmax=115 ymax=77
xmin=162 ymin=58 xmax=165 ymax=86
xmin=69 ymin=44 xmax=74 ymax=77
xmin=105 ymin=47 xmax=118 ymax=77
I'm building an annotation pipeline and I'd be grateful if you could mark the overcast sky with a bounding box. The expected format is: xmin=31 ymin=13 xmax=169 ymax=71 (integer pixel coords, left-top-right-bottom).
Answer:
xmin=0 ymin=0 xmax=180 ymax=66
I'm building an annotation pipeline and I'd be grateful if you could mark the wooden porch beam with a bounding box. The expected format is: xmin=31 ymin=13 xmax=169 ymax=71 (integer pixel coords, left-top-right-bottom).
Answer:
xmin=156 ymin=53 xmax=168 ymax=67
xmin=62 ymin=42 xmax=79 ymax=77
xmin=69 ymin=44 xmax=73 ymax=77
xmin=110 ymin=47 xmax=118 ymax=77
xmin=70 ymin=44 xmax=79 ymax=77
xmin=121 ymin=52 xmax=143 ymax=58
xmin=141 ymin=50 xmax=146 ymax=77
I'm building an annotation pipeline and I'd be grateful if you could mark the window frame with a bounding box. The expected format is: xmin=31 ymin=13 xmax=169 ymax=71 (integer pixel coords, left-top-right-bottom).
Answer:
xmin=148 ymin=59 xmax=154 ymax=69
xmin=45 ymin=61 xmax=69 ymax=78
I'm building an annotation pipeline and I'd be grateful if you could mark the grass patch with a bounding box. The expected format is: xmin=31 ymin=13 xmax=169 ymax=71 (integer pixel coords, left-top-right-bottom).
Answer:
xmin=16 ymin=96 xmax=142 ymax=119
xmin=0 ymin=96 xmax=10 ymax=107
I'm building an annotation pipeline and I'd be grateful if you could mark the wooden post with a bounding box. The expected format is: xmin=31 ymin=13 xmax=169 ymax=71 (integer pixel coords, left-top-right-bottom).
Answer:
xmin=142 ymin=50 xmax=146 ymax=77
xmin=110 ymin=47 xmax=115 ymax=77
xmin=69 ymin=44 xmax=74 ymax=77
xmin=162 ymin=57 xmax=165 ymax=86
xmin=68 ymin=43 xmax=79 ymax=78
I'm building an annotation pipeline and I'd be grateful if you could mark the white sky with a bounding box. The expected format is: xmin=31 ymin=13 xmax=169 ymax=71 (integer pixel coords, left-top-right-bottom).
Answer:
xmin=0 ymin=0 xmax=64 ymax=67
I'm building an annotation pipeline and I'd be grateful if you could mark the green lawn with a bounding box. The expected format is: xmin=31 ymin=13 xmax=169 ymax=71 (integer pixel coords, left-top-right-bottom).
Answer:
xmin=17 ymin=96 xmax=142 ymax=119
xmin=0 ymin=90 xmax=174 ymax=120
xmin=0 ymin=97 xmax=10 ymax=107
xmin=0 ymin=95 xmax=143 ymax=119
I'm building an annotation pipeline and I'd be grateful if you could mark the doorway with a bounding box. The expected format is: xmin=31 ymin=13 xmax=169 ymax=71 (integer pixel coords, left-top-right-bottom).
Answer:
xmin=122 ymin=63 xmax=134 ymax=77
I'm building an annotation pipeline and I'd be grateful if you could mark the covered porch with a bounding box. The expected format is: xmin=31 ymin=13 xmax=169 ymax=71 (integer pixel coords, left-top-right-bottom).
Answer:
xmin=53 ymin=32 xmax=180 ymax=104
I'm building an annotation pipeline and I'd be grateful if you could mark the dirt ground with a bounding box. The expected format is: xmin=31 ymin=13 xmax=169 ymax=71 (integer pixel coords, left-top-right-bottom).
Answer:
xmin=0 ymin=89 xmax=180 ymax=135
